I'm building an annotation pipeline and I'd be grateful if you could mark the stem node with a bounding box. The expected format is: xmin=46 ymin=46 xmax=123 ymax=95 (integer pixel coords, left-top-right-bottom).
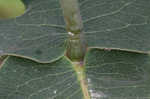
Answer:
xmin=60 ymin=0 xmax=87 ymax=61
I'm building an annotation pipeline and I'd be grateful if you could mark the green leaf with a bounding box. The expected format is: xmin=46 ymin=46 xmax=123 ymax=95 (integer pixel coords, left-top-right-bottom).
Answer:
xmin=1 ymin=0 xmax=150 ymax=99
xmin=0 ymin=56 xmax=84 ymax=99
xmin=0 ymin=0 xmax=67 ymax=62
xmin=85 ymin=48 xmax=150 ymax=99
xmin=1 ymin=48 xmax=150 ymax=99
xmin=1 ymin=0 xmax=150 ymax=62
xmin=80 ymin=0 xmax=150 ymax=52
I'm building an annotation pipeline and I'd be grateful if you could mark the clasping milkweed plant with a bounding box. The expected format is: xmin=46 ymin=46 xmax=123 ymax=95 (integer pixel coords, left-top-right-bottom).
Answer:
xmin=0 ymin=0 xmax=150 ymax=99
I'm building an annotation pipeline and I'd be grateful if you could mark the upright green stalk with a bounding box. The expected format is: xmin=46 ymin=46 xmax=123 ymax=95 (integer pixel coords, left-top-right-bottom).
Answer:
xmin=60 ymin=0 xmax=87 ymax=61
xmin=60 ymin=1 xmax=90 ymax=98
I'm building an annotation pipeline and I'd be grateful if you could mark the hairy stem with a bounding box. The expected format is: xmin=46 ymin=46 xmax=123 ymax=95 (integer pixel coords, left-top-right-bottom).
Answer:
xmin=60 ymin=0 xmax=87 ymax=61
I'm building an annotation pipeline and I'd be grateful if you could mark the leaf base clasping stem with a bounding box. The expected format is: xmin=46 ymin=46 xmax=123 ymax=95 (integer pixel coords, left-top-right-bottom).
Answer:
xmin=60 ymin=0 xmax=87 ymax=62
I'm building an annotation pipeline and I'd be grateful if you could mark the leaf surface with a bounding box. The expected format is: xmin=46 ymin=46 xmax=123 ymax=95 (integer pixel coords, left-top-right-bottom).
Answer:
xmin=0 ymin=0 xmax=67 ymax=62
xmin=0 ymin=56 xmax=83 ymax=99
xmin=1 ymin=48 xmax=150 ymax=99
xmin=85 ymin=48 xmax=150 ymax=99
xmin=1 ymin=0 xmax=150 ymax=62
xmin=1 ymin=0 xmax=150 ymax=99
xmin=80 ymin=0 xmax=150 ymax=52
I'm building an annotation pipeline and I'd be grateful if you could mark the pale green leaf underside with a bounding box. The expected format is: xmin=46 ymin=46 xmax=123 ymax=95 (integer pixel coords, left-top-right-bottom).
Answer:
xmin=0 ymin=49 xmax=150 ymax=99
xmin=0 ymin=56 xmax=83 ymax=99
xmin=0 ymin=0 xmax=150 ymax=62
xmin=85 ymin=49 xmax=150 ymax=99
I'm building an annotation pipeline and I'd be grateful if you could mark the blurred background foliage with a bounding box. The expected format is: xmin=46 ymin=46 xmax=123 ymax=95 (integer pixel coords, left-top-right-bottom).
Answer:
xmin=0 ymin=0 xmax=25 ymax=19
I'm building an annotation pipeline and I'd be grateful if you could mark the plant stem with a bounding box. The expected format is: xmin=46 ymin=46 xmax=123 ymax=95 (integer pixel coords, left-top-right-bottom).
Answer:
xmin=60 ymin=0 xmax=87 ymax=61
xmin=60 ymin=1 xmax=90 ymax=98
xmin=73 ymin=62 xmax=90 ymax=99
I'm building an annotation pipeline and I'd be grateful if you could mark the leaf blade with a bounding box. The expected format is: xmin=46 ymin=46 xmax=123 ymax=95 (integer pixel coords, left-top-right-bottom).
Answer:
xmin=85 ymin=48 xmax=150 ymax=99
xmin=0 ymin=56 xmax=84 ymax=99
xmin=0 ymin=0 xmax=67 ymax=62
xmin=80 ymin=0 xmax=150 ymax=52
